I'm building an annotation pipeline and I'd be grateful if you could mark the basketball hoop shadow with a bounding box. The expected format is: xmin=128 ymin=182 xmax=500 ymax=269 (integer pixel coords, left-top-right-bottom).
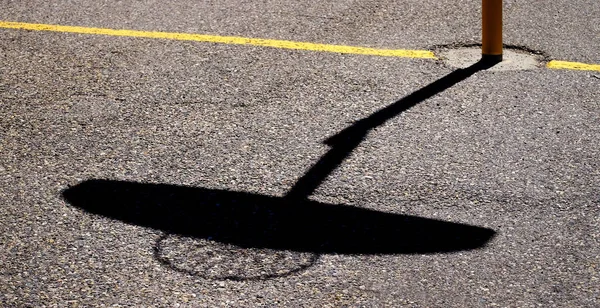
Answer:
xmin=62 ymin=60 xmax=497 ymax=280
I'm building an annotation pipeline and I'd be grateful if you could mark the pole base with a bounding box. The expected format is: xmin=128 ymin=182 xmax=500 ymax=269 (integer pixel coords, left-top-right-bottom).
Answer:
xmin=482 ymin=54 xmax=503 ymax=64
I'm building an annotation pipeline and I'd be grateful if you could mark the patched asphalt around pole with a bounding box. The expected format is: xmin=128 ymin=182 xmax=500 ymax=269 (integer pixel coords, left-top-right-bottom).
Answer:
xmin=1 ymin=1 xmax=599 ymax=307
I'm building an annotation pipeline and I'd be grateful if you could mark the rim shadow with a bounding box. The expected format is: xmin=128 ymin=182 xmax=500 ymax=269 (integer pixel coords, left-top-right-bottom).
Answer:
xmin=63 ymin=179 xmax=496 ymax=280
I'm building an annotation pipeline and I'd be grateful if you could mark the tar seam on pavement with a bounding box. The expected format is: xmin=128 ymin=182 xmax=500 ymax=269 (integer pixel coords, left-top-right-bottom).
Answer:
xmin=1 ymin=20 xmax=600 ymax=72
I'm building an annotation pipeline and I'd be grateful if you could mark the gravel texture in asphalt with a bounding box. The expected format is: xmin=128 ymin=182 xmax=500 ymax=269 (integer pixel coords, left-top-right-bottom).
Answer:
xmin=1 ymin=1 xmax=599 ymax=307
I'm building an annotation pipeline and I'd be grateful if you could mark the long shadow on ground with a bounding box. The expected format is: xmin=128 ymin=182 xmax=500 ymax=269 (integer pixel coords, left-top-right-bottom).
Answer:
xmin=63 ymin=179 xmax=495 ymax=255
xmin=62 ymin=60 xmax=498 ymax=279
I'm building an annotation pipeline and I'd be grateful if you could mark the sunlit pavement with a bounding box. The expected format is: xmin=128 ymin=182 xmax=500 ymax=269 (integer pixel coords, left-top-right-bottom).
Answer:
xmin=1 ymin=1 xmax=599 ymax=306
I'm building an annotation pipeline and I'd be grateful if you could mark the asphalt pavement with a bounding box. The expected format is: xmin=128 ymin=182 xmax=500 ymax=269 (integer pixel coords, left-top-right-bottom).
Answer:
xmin=1 ymin=0 xmax=599 ymax=307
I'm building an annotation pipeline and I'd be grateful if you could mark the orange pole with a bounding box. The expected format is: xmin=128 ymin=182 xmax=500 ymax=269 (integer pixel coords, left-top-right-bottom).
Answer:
xmin=482 ymin=0 xmax=503 ymax=62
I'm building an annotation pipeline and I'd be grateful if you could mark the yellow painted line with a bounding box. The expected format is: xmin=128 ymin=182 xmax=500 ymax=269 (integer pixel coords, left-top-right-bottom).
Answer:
xmin=547 ymin=60 xmax=600 ymax=72
xmin=4 ymin=21 xmax=599 ymax=71
xmin=0 ymin=20 xmax=436 ymax=59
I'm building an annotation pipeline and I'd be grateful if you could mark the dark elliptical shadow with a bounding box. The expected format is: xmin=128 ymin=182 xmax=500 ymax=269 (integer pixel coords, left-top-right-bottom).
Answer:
xmin=62 ymin=60 xmax=498 ymax=279
xmin=64 ymin=179 xmax=494 ymax=255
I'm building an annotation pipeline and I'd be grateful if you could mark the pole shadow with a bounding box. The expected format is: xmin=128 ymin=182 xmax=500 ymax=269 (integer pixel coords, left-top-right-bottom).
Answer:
xmin=62 ymin=60 xmax=498 ymax=280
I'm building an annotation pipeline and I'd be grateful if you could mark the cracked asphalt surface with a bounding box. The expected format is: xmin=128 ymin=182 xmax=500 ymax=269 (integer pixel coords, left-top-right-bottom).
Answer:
xmin=1 ymin=0 xmax=599 ymax=307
